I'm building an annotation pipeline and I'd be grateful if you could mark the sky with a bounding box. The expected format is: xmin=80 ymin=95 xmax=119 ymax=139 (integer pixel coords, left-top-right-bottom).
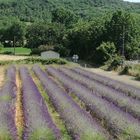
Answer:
xmin=123 ymin=0 xmax=140 ymax=2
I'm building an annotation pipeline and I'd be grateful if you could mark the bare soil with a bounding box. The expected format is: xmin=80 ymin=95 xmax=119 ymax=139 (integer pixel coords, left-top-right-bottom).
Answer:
xmin=0 ymin=55 xmax=28 ymax=61
xmin=15 ymin=73 xmax=24 ymax=139
xmin=86 ymin=68 xmax=140 ymax=88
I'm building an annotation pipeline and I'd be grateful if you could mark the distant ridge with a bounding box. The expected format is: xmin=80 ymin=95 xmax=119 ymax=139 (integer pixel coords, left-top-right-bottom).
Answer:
xmin=0 ymin=0 xmax=140 ymax=22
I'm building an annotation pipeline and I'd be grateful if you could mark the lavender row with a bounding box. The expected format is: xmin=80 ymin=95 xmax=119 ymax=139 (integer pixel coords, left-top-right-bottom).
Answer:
xmin=0 ymin=66 xmax=17 ymax=140
xmin=33 ymin=65 xmax=110 ymax=140
xmin=19 ymin=67 xmax=61 ymax=140
xmin=59 ymin=67 xmax=140 ymax=120
xmin=47 ymin=66 xmax=140 ymax=140
xmin=72 ymin=67 xmax=140 ymax=100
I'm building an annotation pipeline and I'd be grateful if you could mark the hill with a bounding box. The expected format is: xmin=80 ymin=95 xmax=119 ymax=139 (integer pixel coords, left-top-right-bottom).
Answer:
xmin=0 ymin=0 xmax=140 ymax=23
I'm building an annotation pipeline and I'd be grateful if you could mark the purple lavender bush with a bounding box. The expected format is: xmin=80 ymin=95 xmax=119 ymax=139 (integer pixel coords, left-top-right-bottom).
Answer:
xmin=0 ymin=66 xmax=17 ymax=140
xmin=33 ymin=65 xmax=111 ymax=140
xmin=19 ymin=67 xmax=61 ymax=140
xmin=47 ymin=66 xmax=140 ymax=140
xmin=72 ymin=67 xmax=140 ymax=100
xmin=59 ymin=67 xmax=140 ymax=120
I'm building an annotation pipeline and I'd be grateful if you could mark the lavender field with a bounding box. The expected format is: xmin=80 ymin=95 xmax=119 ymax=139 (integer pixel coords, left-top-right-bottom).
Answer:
xmin=0 ymin=65 xmax=140 ymax=140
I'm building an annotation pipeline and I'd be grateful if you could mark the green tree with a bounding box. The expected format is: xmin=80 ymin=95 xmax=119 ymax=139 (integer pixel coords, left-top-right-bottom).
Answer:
xmin=26 ymin=23 xmax=65 ymax=48
xmin=65 ymin=22 xmax=90 ymax=59
xmin=125 ymin=38 xmax=140 ymax=60
xmin=65 ymin=19 xmax=105 ymax=59
xmin=2 ymin=22 xmax=26 ymax=47
xmin=105 ymin=10 xmax=137 ymax=56
xmin=52 ymin=8 xmax=77 ymax=27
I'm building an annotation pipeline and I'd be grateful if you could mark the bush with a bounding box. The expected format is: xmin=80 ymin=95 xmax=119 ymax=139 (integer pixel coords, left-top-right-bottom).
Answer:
xmin=54 ymin=44 xmax=69 ymax=57
xmin=0 ymin=58 xmax=68 ymax=65
xmin=120 ymin=65 xmax=131 ymax=75
xmin=95 ymin=42 xmax=116 ymax=64
xmin=38 ymin=45 xmax=54 ymax=51
xmin=120 ymin=63 xmax=140 ymax=77
xmin=22 ymin=58 xmax=67 ymax=65
xmin=137 ymin=76 xmax=140 ymax=81
xmin=125 ymin=39 xmax=140 ymax=60
xmin=0 ymin=42 xmax=4 ymax=52
xmin=3 ymin=51 xmax=13 ymax=55
xmin=31 ymin=45 xmax=54 ymax=55
xmin=30 ymin=48 xmax=41 ymax=55
xmin=108 ymin=55 xmax=124 ymax=70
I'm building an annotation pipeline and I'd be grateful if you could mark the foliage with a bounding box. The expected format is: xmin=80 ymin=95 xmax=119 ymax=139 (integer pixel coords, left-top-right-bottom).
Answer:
xmin=64 ymin=10 xmax=140 ymax=64
xmin=0 ymin=42 xmax=4 ymax=51
xmin=38 ymin=44 xmax=54 ymax=51
xmin=26 ymin=23 xmax=65 ymax=48
xmin=52 ymin=8 xmax=77 ymax=27
xmin=65 ymin=20 xmax=105 ymax=60
xmin=120 ymin=63 xmax=140 ymax=78
xmin=0 ymin=58 xmax=68 ymax=65
xmin=125 ymin=39 xmax=140 ymax=59
xmin=0 ymin=22 xmax=26 ymax=47
xmin=96 ymin=42 xmax=116 ymax=64
xmin=21 ymin=58 xmax=68 ymax=65
xmin=31 ymin=45 xmax=54 ymax=55
xmin=0 ymin=0 xmax=140 ymax=65
xmin=54 ymin=44 xmax=70 ymax=57
xmin=108 ymin=55 xmax=124 ymax=70
xmin=0 ymin=0 xmax=140 ymax=23
xmin=104 ymin=11 xmax=138 ymax=55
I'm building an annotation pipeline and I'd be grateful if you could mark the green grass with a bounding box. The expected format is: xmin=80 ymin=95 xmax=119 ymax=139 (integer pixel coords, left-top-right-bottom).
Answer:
xmin=0 ymin=0 xmax=16 ymax=3
xmin=28 ymin=128 xmax=56 ymax=140
xmin=0 ymin=47 xmax=31 ymax=55
xmin=0 ymin=129 xmax=12 ymax=140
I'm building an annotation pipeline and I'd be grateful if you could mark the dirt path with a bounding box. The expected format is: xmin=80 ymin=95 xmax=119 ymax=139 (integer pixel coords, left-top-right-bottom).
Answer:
xmin=15 ymin=72 xmax=24 ymax=140
xmin=86 ymin=68 xmax=140 ymax=88
xmin=0 ymin=55 xmax=28 ymax=61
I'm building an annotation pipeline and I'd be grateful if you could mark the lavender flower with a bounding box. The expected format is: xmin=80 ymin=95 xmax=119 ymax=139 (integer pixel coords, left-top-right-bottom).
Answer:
xmin=59 ymin=67 xmax=140 ymax=120
xmin=19 ymin=67 xmax=61 ymax=140
xmin=47 ymin=66 xmax=140 ymax=140
xmin=72 ymin=67 xmax=140 ymax=100
xmin=33 ymin=65 xmax=110 ymax=140
xmin=0 ymin=66 xmax=17 ymax=140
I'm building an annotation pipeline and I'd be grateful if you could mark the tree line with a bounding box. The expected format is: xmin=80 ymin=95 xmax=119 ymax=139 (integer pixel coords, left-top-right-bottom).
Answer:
xmin=0 ymin=9 xmax=140 ymax=64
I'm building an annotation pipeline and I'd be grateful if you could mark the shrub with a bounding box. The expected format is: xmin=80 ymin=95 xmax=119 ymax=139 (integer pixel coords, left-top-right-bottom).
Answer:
xmin=31 ymin=45 xmax=54 ymax=55
xmin=95 ymin=42 xmax=116 ymax=64
xmin=22 ymin=58 xmax=67 ymax=65
xmin=3 ymin=51 xmax=13 ymax=55
xmin=54 ymin=44 xmax=69 ymax=57
xmin=120 ymin=65 xmax=131 ymax=75
xmin=30 ymin=48 xmax=41 ymax=55
xmin=120 ymin=63 xmax=140 ymax=77
xmin=0 ymin=42 xmax=4 ymax=52
xmin=38 ymin=45 xmax=54 ymax=52
xmin=108 ymin=55 xmax=124 ymax=70
xmin=0 ymin=58 xmax=68 ymax=65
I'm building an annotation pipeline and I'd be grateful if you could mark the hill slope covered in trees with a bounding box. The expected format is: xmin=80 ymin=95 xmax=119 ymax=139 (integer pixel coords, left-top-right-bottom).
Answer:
xmin=0 ymin=0 xmax=140 ymax=67
xmin=0 ymin=0 xmax=140 ymax=23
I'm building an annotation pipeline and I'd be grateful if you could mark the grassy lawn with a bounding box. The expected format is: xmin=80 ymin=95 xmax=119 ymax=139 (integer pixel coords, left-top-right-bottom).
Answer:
xmin=0 ymin=47 xmax=31 ymax=55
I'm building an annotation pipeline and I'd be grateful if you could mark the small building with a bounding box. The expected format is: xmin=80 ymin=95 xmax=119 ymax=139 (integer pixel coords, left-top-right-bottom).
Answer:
xmin=41 ymin=51 xmax=60 ymax=59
